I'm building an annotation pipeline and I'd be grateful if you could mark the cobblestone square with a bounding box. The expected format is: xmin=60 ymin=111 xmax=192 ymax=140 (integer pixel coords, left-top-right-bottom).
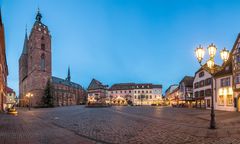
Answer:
xmin=1 ymin=106 xmax=240 ymax=144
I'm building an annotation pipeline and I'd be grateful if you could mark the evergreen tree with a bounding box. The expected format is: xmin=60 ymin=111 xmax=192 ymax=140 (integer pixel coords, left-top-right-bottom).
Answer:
xmin=42 ymin=79 xmax=54 ymax=107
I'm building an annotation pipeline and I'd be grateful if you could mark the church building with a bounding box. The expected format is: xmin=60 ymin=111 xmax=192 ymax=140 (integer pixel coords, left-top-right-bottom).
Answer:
xmin=19 ymin=9 xmax=86 ymax=107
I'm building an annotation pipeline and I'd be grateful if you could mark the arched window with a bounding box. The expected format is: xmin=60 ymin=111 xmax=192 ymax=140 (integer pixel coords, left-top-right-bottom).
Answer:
xmin=30 ymin=56 xmax=33 ymax=69
xmin=41 ymin=54 xmax=45 ymax=71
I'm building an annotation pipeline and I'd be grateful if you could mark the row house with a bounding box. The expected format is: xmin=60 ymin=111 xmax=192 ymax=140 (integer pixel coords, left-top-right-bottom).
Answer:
xmin=87 ymin=79 xmax=108 ymax=105
xmin=165 ymin=84 xmax=179 ymax=105
xmin=87 ymin=80 xmax=163 ymax=106
xmin=133 ymin=84 xmax=162 ymax=105
xmin=193 ymin=64 xmax=220 ymax=109
xmin=212 ymin=34 xmax=239 ymax=111
xmin=179 ymin=76 xmax=194 ymax=107
xmin=193 ymin=34 xmax=240 ymax=112
xmin=108 ymin=83 xmax=134 ymax=105
xmin=0 ymin=9 xmax=8 ymax=111
xmin=108 ymin=83 xmax=162 ymax=106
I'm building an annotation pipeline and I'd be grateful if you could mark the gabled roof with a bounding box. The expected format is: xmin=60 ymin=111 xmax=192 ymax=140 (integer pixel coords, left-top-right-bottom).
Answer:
xmin=109 ymin=83 xmax=135 ymax=90
xmin=6 ymin=87 xmax=15 ymax=94
xmin=194 ymin=63 xmax=221 ymax=76
xmin=109 ymin=83 xmax=162 ymax=90
xmin=214 ymin=57 xmax=232 ymax=78
xmin=22 ymin=31 xmax=28 ymax=55
xmin=87 ymin=79 xmax=107 ymax=90
xmin=152 ymin=84 xmax=163 ymax=88
xmin=165 ymin=84 xmax=178 ymax=93
xmin=213 ymin=33 xmax=240 ymax=78
xmin=179 ymin=76 xmax=194 ymax=87
xmin=52 ymin=76 xmax=83 ymax=89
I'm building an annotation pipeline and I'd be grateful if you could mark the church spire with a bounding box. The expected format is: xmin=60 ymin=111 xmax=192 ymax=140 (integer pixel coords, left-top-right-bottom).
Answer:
xmin=36 ymin=7 xmax=42 ymax=22
xmin=0 ymin=7 xmax=3 ymax=25
xmin=66 ymin=66 xmax=71 ymax=81
xmin=22 ymin=26 xmax=28 ymax=54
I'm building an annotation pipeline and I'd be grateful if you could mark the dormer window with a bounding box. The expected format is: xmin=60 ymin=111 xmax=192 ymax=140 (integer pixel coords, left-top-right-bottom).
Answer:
xmin=237 ymin=43 xmax=240 ymax=53
xmin=199 ymin=71 xmax=204 ymax=78
xmin=225 ymin=66 xmax=229 ymax=71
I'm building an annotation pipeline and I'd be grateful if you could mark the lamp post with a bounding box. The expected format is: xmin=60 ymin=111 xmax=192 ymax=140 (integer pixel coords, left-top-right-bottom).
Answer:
xmin=195 ymin=43 xmax=229 ymax=129
xmin=26 ymin=93 xmax=33 ymax=111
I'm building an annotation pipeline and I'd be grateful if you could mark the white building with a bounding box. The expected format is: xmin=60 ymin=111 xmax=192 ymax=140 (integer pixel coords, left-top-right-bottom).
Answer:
xmin=108 ymin=83 xmax=162 ymax=106
xmin=193 ymin=65 xmax=217 ymax=109
xmin=213 ymin=34 xmax=240 ymax=112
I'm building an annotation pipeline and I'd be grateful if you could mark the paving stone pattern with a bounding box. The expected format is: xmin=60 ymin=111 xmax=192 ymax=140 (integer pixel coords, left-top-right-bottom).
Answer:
xmin=2 ymin=106 xmax=240 ymax=144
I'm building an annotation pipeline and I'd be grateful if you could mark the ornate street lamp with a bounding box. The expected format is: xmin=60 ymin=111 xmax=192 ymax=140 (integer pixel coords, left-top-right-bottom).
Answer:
xmin=26 ymin=93 xmax=33 ymax=111
xmin=195 ymin=43 xmax=229 ymax=129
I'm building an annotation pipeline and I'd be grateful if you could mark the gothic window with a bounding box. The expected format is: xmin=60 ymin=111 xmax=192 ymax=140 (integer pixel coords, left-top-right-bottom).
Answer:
xmin=41 ymin=44 xmax=45 ymax=50
xmin=30 ymin=56 xmax=33 ymax=69
xmin=41 ymin=36 xmax=44 ymax=40
xmin=40 ymin=54 xmax=45 ymax=71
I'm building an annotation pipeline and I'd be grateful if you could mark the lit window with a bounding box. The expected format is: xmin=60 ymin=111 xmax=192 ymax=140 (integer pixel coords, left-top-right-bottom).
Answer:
xmin=218 ymin=95 xmax=224 ymax=105
xmin=227 ymin=95 xmax=233 ymax=106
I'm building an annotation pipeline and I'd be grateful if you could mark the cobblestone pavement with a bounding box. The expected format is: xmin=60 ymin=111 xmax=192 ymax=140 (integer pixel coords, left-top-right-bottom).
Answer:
xmin=2 ymin=106 xmax=240 ymax=144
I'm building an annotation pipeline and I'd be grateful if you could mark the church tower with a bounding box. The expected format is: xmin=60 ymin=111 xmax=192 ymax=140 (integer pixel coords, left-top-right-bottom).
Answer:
xmin=18 ymin=28 xmax=29 ymax=104
xmin=19 ymin=9 xmax=52 ymax=106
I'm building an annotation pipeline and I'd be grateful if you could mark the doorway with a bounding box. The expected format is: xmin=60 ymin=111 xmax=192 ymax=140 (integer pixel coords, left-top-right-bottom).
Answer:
xmin=238 ymin=96 xmax=240 ymax=112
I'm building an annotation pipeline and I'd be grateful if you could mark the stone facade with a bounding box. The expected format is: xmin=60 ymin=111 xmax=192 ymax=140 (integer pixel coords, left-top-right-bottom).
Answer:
xmin=0 ymin=10 xmax=8 ymax=111
xmin=19 ymin=10 xmax=51 ymax=106
xmin=52 ymin=68 xmax=86 ymax=106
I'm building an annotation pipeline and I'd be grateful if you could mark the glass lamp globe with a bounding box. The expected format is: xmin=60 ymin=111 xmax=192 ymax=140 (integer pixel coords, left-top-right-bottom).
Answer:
xmin=195 ymin=45 xmax=205 ymax=63
xmin=207 ymin=59 xmax=215 ymax=69
xmin=208 ymin=43 xmax=217 ymax=58
xmin=220 ymin=48 xmax=229 ymax=62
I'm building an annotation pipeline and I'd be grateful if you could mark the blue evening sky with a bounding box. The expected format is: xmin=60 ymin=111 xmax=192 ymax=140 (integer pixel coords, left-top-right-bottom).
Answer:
xmin=1 ymin=0 xmax=240 ymax=95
